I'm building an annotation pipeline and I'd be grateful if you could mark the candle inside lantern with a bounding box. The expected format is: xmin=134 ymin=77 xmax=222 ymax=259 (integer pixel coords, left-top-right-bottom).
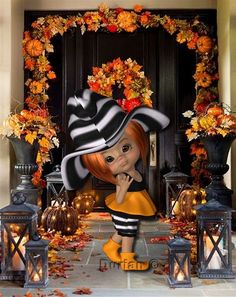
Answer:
xmin=33 ymin=269 xmax=42 ymax=282
xmin=177 ymin=271 xmax=185 ymax=281
xmin=204 ymin=235 xmax=222 ymax=269
xmin=12 ymin=236 xmax=27 ymax=271
xmin=171 ymin=200 xmax=180 ymax=216
xmin=174 ymin=263 xmax=186 ymax=281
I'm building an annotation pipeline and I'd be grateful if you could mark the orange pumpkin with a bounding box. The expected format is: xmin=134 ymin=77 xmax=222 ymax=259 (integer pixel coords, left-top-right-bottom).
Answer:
xmin=41 ymin=206 xmax=79 ymax=235
xmin=196 ymin=36 xmax=213 ymax=53
xmin=178 ymin=186 xmax=205 ymax=221
xmin=25 ymin=39 xmax=44 ymax=57
xmin=207 ymin=105 xmax=224 ymax=117
xmin=72 ymin=193 xmax=95 ymax=214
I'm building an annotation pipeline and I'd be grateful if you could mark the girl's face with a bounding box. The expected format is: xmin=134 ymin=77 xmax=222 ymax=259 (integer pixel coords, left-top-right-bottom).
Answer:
xmin=101 ymin=132 xmax=140 ymax=175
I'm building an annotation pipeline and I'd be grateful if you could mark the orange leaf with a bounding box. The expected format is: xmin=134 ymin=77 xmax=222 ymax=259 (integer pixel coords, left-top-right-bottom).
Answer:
xmin=72 ymin=287 xmax=92 ymax=295
xmin=25 ymin=131 xmax=37 ymax=144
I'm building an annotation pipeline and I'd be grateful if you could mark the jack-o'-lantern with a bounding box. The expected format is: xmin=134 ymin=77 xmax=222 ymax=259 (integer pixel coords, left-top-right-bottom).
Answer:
xmin=178 ymin=186 xmax=206 ymax=221
xmin=72 ymin=193 xmax=95 ymax=215
xmin=41 ymin=206 xmax=79 ymax=235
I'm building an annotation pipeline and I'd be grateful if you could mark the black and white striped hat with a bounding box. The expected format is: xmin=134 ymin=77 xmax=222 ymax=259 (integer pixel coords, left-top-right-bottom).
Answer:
xmin=61 ymin=89 xmax=170 ymax=190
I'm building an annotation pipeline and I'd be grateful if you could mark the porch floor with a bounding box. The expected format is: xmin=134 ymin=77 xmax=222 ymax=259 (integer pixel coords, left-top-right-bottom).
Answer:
xmin=0 ymin=215 xmax=236 ymax=297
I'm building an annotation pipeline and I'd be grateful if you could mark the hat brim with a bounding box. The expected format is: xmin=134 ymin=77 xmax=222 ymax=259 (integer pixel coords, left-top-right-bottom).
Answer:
xmin=61 ymin=105 xmax=169 ymax=190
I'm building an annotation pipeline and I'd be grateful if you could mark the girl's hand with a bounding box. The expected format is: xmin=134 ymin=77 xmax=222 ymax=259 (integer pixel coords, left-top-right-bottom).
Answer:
xmin=115 ymin=174 xmax=133 ymax=204
xmin=116 ymin=174 xmax=133 ymax=191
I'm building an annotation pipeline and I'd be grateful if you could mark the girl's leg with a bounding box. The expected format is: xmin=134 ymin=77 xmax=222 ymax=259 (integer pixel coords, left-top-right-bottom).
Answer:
xmin=112 ymin=231 xmax=122 ymax=244
xmin=121 ymin=236 xmax=134 ymax=252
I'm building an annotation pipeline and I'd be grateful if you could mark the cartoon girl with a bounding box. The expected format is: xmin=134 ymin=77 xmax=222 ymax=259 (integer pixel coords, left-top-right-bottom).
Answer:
xmin=61 ymin=89 xmax=169 ymax=271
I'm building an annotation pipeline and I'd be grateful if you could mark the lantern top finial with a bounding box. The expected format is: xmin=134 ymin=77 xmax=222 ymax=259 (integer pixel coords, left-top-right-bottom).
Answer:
xmin=163 ymin=166 xmax=189 ymax=180
xmin=168 ymin=236 xmax=191 ymax=249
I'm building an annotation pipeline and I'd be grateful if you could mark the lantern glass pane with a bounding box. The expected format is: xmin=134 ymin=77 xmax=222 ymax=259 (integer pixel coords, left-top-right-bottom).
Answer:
xmin=174 ymin=253 xmax=188 ymax=281
xmin=3 ymin=223 xmax=29 ymax=271
xmin=204 ymin=222 xmax=229 ymax=270
xmin=28 ymin=252 xmax=43 ymax=282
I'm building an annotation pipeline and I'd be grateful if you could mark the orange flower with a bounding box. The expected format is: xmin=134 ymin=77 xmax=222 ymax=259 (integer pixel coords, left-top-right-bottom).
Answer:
xmin=162 ymin=17 xmax=177 ymax=34
xmin=123 ymin=75 xmax=133 ymax=85
xmin=25 ymin=58 xmax=36 ymax=70
xmin=194 ymin=72 xmax=212 ymax=88
xmin=29 ymin=81 xmax=44 ymax=94
xmin=176 ymin=31 xmax=187 ymax=43
xmin=25 ymin=96 xmax=39 ymax=109
xmin=117 ymin=11 xmax=137 ymax=32
xmin=47 ymin=71 xmax=56 ymax=79
xmin=88 ymin=81 xmax=100 ymax=92
xmin=133 ymin=5 xmax=143 ymax=13
xmin=140 ymin=13 xmax=150 ymax=25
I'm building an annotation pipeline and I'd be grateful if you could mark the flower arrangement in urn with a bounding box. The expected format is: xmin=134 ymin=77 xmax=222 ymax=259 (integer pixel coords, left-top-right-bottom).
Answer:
xmin=183 ymin=103 xmax=236 ymax=141
xmin=0 ymin=107 xmax=59 ymax=186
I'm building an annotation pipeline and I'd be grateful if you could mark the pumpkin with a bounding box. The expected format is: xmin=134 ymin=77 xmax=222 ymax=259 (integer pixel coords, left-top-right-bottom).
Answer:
xmin=25 ymin=39 xmax=44 ymax=57
xmin=196 ymin=36 xmax=213 ymax=53
xmin=206 ymin=105 xmax=224 ymax=117
xmin=72 ymin=193 xmax=95 ymax=214
xmin=178 ymin=186 xmax=205 ymax=221
xmin=41 ymin=206 xmax=79 ymax=235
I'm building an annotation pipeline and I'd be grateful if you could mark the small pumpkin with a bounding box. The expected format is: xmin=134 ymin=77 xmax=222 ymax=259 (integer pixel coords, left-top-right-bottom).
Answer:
xmin=25 ymin=39 xmax=44 ymax=57
xmin=72 ymin=193 xmax=95 ymax=214
xmin=41 ymin=206 xmax=79 ymax=235
xmin=206 ymin=105 xmax=224 ymax=117
xmin=196 ymin=36 xmax=213 ymax=53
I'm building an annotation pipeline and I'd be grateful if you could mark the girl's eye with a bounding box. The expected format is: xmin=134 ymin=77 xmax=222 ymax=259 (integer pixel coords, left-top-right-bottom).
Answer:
xmin=122 ymin=144 xmax=131 ymax=153
xmin=105 ymin=156 xmax=114 ymax=163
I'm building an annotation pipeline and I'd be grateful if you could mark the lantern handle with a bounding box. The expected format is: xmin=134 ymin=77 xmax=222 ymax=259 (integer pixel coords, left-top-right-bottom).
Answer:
xmin=12 ymin=192 xmax=26 ymax=205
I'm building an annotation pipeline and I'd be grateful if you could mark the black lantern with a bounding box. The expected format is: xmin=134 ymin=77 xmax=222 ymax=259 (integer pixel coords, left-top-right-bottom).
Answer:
xmin=196 ymin=199 xmax=235 ymax=279
xmin=45 ymin=165 xmax=65 ymax=207
xmin=24 ymin=233 xmax=50 ymax=288
xmin=167 ymin=237 xmax=192 ymax=288
xmin=0 ymin=193 xmax=39 ymax=280
xmin=163 ymin=167 xmax=189 ymax=218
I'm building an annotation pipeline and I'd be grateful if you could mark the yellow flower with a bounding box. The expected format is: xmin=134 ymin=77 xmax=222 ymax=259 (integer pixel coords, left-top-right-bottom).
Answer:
xmin=29 ymin=81 xmax=44 ymax=94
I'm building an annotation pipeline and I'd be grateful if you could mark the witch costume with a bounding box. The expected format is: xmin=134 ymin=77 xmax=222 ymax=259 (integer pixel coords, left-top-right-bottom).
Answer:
xmin=61 ymin=89 xmax=170 ymax=190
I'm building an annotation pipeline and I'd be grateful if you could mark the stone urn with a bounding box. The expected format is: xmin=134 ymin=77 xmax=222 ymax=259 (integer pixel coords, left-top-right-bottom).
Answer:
xmin=201 ymin=134 xmax=236 ymax=207
xmin=9 ymin=137 xmax=39 ymax=204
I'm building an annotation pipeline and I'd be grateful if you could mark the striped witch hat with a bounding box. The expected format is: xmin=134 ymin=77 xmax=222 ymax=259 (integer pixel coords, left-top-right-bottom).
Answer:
xmin=61 ymin=89 xmax=170 ymax=190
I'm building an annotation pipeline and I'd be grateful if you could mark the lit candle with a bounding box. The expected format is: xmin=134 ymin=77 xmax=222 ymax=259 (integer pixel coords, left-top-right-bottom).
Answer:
xmin=171 ymin=200 xmax=180 ymax=216
xmin=204 ymin=235 xmax=222 ymax=269
xmin=33 ymin=269 xmax=42 ymax=282
xmin=177 ymin=271 xmax=185 ymax=281
xmin=12 ymin=236 xmax=27 ymax=271
xmin=174 ymin=263 xmax=185 ymax=281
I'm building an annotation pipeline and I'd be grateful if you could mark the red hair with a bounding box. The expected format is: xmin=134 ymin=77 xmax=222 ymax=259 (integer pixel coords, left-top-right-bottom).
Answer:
xmin=81 ymin=121 xmax=149 ymax=185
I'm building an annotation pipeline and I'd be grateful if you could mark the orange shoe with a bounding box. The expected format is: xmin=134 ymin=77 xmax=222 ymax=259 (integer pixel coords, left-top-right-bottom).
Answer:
xmin=103 ymin=238 xmax=121 ymax=263
xmin=120 ymin=252 xmax=149 ymax=271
